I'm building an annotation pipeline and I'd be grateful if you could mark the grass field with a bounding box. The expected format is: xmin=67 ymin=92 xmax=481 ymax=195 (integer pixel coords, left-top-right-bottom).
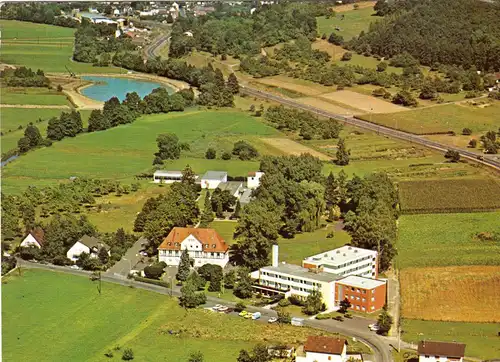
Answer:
xmin=0 ymin=20 xmax=125 ymax=74
xmin=398 ymin=179 xmax=500 ymax=213
xmin=316 ymin=7 xmax=377 ymax=41
xmin=396 ymin=212 xmax=500 ymax=269
xmin=278 ymin=223 xmax=351 ymax=265
xmin=401 ymin=319 xmax=500 ymax=360
xmin=1 ymin=87 xmax=70 ymax=105
xmin=2 ymin=269 xmax=368 ymax=362
xmin=1 ymin=110 xmax=281 ymax=194
xmin=400 ymin=266 xmax=500 ymax=323
xmin=1 ymin=108 xmax=92 ymax=154
xmin=360 ymin=102 xmax=500 ymax=135
xmin=209 ymin=220 xmax=238 ymax=244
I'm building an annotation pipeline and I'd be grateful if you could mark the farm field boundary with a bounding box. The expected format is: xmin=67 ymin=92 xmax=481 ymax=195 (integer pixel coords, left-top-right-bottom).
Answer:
xmin=398 ymin=179 xmax=500 ymax=213
xmin=260 ymin=137 xmax=331 ymax=160
xmin=320 ymin=90 xmax=407 ymax=114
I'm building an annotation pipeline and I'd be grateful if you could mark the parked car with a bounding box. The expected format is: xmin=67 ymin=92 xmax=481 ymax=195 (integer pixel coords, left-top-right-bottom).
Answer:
xmin=218 ymin=306 xmax=229 ymax=312
xmin=213 ymin=304 xmax=224 ymax=311
xmin=239 ymin=311 xmax=248 ymax=317
xmin=368 ymin=324 xmax=379 ymax=331
xmin=244 ymin=313 xmax=253 ymax=319
xmin=223 ymin=308 xmax=234 ymax=314
xmin=268 ymin=317 xmax=278 ymax=324
xmin=252 ymin=312 xmax=261 ymax=320
xmin=333 ymin=315 xmax=344 ymax=321
xmin=70 ymin=265 xmax=80 ymax=270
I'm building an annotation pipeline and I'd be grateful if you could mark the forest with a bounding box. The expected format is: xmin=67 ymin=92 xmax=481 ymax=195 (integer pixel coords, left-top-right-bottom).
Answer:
xmin=348 ymin=0 xmax=500 ymax=70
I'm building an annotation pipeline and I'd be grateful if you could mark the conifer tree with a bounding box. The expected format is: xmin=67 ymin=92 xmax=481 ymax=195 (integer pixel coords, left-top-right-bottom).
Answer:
xmin=335 ymin=138 xmax=350 ymax=166
xmin=176 ymin=249 xmax=191 ymax=282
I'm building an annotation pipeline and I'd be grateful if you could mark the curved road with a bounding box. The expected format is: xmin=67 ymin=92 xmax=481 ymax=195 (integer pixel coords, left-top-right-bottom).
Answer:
xmin=17 ymin=261 xmax=393 ymax=362
xmin=147 ymin=33 xmax=499 ymax=172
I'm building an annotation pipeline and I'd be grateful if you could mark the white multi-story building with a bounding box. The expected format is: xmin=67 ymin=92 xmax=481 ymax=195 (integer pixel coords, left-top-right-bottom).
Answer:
xmin=302 ymin=245 xmax=378 ymax=278
xmin=251 ymin=245 xmax=386 ymax=312
xmin=418 ymin=340 xmax=466 ymax=362
xmin=158 ymin=227 xmax=229 ymax=267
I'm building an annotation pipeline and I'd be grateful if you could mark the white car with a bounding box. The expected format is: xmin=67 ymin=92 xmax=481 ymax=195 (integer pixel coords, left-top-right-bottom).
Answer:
xmin=218 ymin=306 xmax=229 ymax=312
xmin=368 ymin=324 xmax=379 ymax=331
xmin=213 ymin=304 xmax=224 ymax=311
xmin=70 ymin=265 xmax=80 ymax=270
xmin=268 ymin=317 xmax=278 ymax=324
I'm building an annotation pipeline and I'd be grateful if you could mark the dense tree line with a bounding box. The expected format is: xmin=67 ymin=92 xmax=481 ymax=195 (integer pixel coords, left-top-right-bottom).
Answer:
xmin=348 ymin=0 xmax=500 ymax=71
xmin=133 ymin=166 xmax=200 ymax=253
xmin=47 ymin=110 xmax=83 ymax=141
xmin=0 ymin=3 xmax=80 ymax=28
xmin=265 ymin=105 xmax=343 ymax=140
xmin=168 ymin=3 xmax=330 ymax=58
xmin=1 ymin=67 xmax=50 ymax=87
xmin=230 ymin=154 xmax=325 ymax=269
xmin=73 ymin=19 xmax=136 ymax=64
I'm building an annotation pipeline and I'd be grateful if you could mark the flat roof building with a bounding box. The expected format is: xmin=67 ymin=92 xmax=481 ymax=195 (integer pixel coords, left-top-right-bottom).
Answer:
xmin=303 ymin=245 xmax=378 ymax=279
xmin=201 ymin=171 xmax=227 ymax=189
xmin=153 ymin=170 xmax=184 ymax=183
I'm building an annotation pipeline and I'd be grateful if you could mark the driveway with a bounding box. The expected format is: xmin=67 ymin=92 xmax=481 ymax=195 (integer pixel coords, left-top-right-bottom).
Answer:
xmin=105 ymin=236 xmax=148 ymax=277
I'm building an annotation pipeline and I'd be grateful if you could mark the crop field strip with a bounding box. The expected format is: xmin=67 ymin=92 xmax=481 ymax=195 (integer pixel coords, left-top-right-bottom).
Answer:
xmin=398 ymin=179 xmax=500 ymax=213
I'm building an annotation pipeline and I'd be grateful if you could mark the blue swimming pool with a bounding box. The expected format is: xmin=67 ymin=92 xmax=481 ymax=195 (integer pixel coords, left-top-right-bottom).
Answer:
xmin=81 ymin=76 xmax=173 ymax=102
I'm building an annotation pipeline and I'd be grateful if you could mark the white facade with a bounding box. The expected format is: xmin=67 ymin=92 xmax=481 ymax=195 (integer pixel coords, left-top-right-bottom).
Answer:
xmin=20 ymin=234 xmax=42 ymax=249
xmin=251 ymin=264 xmax=338 ymax=310
xmin=419 ymin=356 xmax=463 ymax=362
xmin=153 ymin=170 xmax=183 ymax=184
xmin=158 ymin=234 xmax=229 ymax=267
xmin=66 ymin=241 xmax=92 ymax=261
xmin=247 ymin=171 xmax=264 ymax=189
xmin=201 ymin=171 xmax=227 ymax=189
xmin=297 ymin=344 xmax=347 ymax=362
xmin=303 ymin=246 xmax=378 ymax=278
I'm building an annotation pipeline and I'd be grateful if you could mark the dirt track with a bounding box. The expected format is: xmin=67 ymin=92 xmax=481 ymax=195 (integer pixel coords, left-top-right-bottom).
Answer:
xmin=1 ymin=104 xmax=70 ymax=109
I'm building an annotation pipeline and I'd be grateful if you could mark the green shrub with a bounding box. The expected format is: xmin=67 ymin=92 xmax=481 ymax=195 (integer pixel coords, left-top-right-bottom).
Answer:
xmin=278 ymin=298 xmax=291 ymax=307
xmin=133 ymin=276 xmax=170 ymax=288
xmin=122 ymin=348 xmax=134 ymax=360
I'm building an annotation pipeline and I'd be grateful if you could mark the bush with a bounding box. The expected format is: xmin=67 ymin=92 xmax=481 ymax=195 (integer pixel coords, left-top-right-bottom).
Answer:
xmin=468 ymin=139 xmax=477 ymax=148
xmin=288 ymin=295 xmax=305 ymax=306
xmin=221 ymin=151 xmax=231 ymax=160
xmin=341 ymin=52 xmax=352 ymax=61
xmin=326 ymin=231 xmax=334 ymax=238
xmin=278 ymin=298 xmax=291 ymax=307
xmin=42 ymin=138 xmax=53 ymax=147
xmin=444 ymin=149 xmax=460 ymax=162
xmin=315 ymin=313 xmax=331 ymax=320
xmin=462 ymin=128 xmax=472 ymax=135
xmin=133 ymin=276 xmax=171 ymax=288
xmin=235 ymin=302 xmax=246 ymax=312
xmin=122 ymin=348 xmax=134 ymax=360
xmin=376 ymin=62 xmax=388 ymax=72
xmin=143 ymin=263 xmax=166 ymax=279
xmin=104 ymin=350 xmax=114 ymax=358
xmin=205 ymin=148 xmax=216 ymax=159
xmin=57 ymin=85 xmax=63 ymax=92
xmin=232 ymin=140 xmax=259 ymax=160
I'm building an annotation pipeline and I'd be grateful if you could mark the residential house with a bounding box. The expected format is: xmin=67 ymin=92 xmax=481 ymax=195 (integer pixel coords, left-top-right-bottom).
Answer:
xmin=66 ymin=235 xmax=110 ymax=261
xmin=217 ymin=181 xmax=243 ymax=199
xmin=158 ymin=227 xmax=229 ymax=267
xmin=418 ymin=340 xmax=466 ymax=362
xmin=303 ymin=245 xmax=378 ymax=279
xmin=20 ymin=227 xmax=45 ymax=249
xmin=247 ymin=171 xmax=264 ymax=189
xmin=201 ymin=171 xmax=227 ymax=189
xmin=296 ymin=336 xmax=348 ymax=362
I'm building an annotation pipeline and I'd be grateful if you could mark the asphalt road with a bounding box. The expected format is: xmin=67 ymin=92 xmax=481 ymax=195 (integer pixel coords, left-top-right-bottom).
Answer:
xmin=17 ymin=260 xmax=394 ymax=362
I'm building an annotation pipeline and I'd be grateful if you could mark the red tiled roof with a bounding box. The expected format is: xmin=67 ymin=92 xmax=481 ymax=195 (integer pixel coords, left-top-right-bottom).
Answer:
xmin=418 ymin=341 xmax=466 ymax=357
xmin=158 ymin=227 xmax=228 ymax=253
xmin=30 ymin=227 xmax=45 ymax=245
xmin=248 ymin=171 xmax=256 ymax=176
xmin=304 ymin=336 xmax=347 ymax=355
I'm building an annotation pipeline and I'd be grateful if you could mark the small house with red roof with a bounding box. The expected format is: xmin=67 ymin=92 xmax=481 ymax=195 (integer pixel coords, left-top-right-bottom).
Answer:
xmin=158 ymin=227 xmax=229 ymax=267
xmin=296 ymin=336 xmax=348 ymax=362
xmin=418 ymin=340 xmax=466 ymax=362
xmin=20 ymin=227 xmax=45 ymax=249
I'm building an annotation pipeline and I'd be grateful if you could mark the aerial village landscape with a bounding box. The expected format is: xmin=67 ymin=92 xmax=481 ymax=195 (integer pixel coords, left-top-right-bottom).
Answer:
xmin=0 ymin=0 xmax=499 ymax=361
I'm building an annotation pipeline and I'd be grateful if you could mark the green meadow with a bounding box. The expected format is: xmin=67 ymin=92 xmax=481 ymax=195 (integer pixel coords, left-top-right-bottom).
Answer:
xmin=1 ymin=110 xmax=281 ymax=194
xmin=396 ymin=212 xmax=500 ymax=269
xmin=316 ymin=7 xmax=377 ymax=41
xmin=401 ymin=319 xmax=500 ymax=360
xmin=0 ymin=20 xmax=125 ymax=74
xmin=1 ymin=87 xmax=70 ymax=106
xmin=1 ymin=108 xmax=92 ymax=155
xmin=2 ymin=269 xmax=367 ymax=362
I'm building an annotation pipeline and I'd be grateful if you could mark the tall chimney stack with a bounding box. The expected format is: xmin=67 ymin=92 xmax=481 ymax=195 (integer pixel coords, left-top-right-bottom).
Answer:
xmin=272 ymin=244 xmax=279 ymax=267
